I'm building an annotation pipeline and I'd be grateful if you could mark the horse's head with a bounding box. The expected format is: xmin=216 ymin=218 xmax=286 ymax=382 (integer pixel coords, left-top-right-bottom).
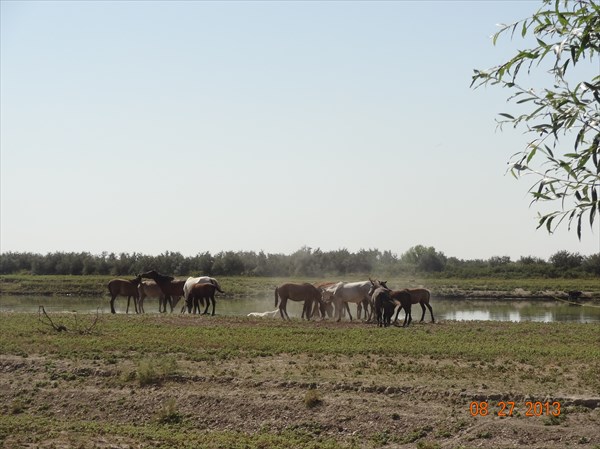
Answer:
xmin=140 ymin=270 xmax=159 ymax=279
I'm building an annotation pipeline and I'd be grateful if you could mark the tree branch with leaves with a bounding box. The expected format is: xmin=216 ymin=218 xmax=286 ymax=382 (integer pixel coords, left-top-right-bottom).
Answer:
xmin=471 ymin=0 xmax=600 ymax=239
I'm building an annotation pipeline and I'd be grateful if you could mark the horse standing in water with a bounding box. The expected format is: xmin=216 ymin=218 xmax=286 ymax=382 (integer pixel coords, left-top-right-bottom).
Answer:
xmin=140 ymin=270 xmax=185 ymax=312
xmin=108 ymin=275 xmax=142 ymax=314
xmin=186 ymin=282 xmax=224 ymax=315
xmin=275 ymin=283 xmax=321 ymax=320
xmin=392 ymin=288 xmax=434 ymax=324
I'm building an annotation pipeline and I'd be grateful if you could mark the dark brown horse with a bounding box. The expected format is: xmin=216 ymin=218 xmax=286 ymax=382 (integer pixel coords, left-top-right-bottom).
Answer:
xmin=187 ymin=282 xmax=224 ymax=315
xmin=275 ymin=283 xmax=321 ymax=320
xmin=368 ymin=279 xmax=413 ymax=327
xmin=108 ymin=275 xmax=142 ymax=314
xmin=389 ymin=289 xmax=413 ymax=327
xmin=393 ymin=288 xmax=434 ymax=324
xmin=140 ymin=270 xmax=185 ymax=312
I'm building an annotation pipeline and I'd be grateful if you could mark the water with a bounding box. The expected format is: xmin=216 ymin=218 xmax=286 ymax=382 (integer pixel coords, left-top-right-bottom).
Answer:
xmin=1 ymin=295 xmax=599 ymax=323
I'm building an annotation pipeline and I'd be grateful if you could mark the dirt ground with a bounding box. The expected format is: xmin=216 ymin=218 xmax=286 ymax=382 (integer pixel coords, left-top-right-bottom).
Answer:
xmin=1 ymin=340 xmax=599 ymax=449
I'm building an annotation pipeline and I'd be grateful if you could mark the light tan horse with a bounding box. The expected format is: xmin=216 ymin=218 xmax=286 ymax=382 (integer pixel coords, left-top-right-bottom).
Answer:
xmin=108 ymin=275 xmax=142 ymax=314
xmin=140 ymin=270 xmax=185 ymax=313
xmin=138 ymin=280 xmax=170 ymax=314
xmin=275 ymin=283 xmax=321 ymax=320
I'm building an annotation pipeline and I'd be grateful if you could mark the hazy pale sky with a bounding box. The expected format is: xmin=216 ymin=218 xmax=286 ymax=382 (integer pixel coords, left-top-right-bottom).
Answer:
xmin=1 ymin=0 xmax=598 ymax=261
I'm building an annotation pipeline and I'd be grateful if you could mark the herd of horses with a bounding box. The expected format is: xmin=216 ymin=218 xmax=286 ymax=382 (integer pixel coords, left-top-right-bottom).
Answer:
xmin=107 ymin=270 xmax=434 ymax=327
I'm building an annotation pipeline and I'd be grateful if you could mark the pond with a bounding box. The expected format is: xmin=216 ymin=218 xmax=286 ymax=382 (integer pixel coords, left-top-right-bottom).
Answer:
xmin=1 ymin=295 xmax=599 ymax=323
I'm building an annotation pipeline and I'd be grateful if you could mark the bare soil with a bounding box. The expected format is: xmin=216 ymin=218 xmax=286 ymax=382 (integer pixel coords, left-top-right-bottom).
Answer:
xmin=1 ymin=319 xmax=599 ymax=449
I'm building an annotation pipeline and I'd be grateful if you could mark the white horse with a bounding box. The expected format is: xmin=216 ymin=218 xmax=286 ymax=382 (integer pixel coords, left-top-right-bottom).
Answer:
xmin=323 ymin=281 xmax=373 ymax=322
xmin=247 ymin=309 xmax=279 ymax=318
xmin=180 ymin=276 xmax=223 ymax=313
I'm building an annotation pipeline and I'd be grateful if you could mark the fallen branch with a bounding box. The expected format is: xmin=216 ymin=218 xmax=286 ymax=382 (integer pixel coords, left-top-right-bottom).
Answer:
xmin=38 ymin=306 xmax=67 ymax=332
xmin=38 ymin=306 xmax=103 ymax=334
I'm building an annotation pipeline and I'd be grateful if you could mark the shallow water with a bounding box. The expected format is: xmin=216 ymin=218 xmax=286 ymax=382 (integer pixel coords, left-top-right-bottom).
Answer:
xmin=0 ymin=295 xmax=599 ymax=323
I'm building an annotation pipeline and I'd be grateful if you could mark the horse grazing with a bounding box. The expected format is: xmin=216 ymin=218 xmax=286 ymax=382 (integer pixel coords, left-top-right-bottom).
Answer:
xmin=139 ymin=270 xmax=185 ymax=312
xmin=186 ymin=282 xmax=224 ymax=315
xmin=108 ymin=275 xmax=142 ymax=314
xmin=180 ymin=276 xmax=223 ymax=312
xmin=275 ymin=283 xmax=321 ymax=320
xmin=137 ymin=280 xmax=170 ymax=314
xmin=322 ymin=281 xmax=372 ymax=322
xmin=392 ymin=288 xmax=434 ymax=324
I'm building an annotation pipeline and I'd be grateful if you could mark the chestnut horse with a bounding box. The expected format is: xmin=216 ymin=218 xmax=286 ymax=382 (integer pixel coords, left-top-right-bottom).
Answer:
xmin=179 ymin=276 xmax=223 ymax=313
xmin=140 ymin=270 xmax=185 ymax=312
xmin=186 ymin=282 xmax=224 ymax=315
xmin=275 ymin=283 xmax=321 ymax=320
xmin=108 ymin=275 xmax=142 ymax=314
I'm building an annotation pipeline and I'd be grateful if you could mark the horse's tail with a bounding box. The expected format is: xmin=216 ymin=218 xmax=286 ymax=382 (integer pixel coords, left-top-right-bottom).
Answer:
xmin=275 ymin=287 xmax=279 ymax=307
xmin=424 ymin=289 xmax=431 ymax=304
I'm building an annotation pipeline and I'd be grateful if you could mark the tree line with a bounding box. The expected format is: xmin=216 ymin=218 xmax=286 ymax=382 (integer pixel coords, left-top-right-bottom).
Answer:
xmin=1 ymin=246 xmax=598 ymax=278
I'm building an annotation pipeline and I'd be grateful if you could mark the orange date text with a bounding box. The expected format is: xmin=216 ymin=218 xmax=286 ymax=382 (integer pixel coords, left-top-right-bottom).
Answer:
xmin=469 ymin=401 xmax=561 ymax=417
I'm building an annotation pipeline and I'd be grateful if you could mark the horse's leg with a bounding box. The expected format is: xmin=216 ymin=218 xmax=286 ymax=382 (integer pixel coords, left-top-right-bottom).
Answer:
xmin=110 ymin=294 xmax=117 ymax=314
xmin=357 ymin=302 xmax=362 ymax=320
xmin=393 ymin=305 xmax=402 ymax=324
xmin=346 ymin=302 xmax=353 ymax=321
xmin=126 ymin=296 xmax=131 ymax=314
xmin=281 ymin=298 xmax=290 ymax=320
xmin=404 ymin=305 xmax=412 ymax=327
xmin=419 ymin=301 xmax=426 ymax=322
xmin=427 ymin=303 xmax=435 ymax=323
xmin=304 ymin=299 xmax=312 ymax=321
xmin=335 ymin=300 xmax=342 ymax=322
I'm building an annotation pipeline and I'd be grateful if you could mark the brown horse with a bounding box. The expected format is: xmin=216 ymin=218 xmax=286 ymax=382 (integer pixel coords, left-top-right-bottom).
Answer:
xmin=275 ymin=283 xmax=321 ymax=320
xmin=187 ymin=282 xmax=224 ymax=315
xmin=108 ymin=275 xmax=142 ymax=314
xmin=140 ymin=270 xmax=185 ymax=312
xmin=389 ymin=289 xmax=414 ymax=327
xmin=393 ymin=288 xmax=434 ymax=324
xmin=368 ymin=279 xmax=413 ymax=327
xmin=310 ymin=281 xmax=337 ymax=319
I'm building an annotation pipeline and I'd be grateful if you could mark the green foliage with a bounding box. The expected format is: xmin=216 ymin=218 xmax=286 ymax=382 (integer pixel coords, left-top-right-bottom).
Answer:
xmin=472 ymin=0 xmax=600 ymax=238
xmin=1 ymin=247 xmax=598 ymax=279
xmin=136 ymin=356 xmax=178 ymax=387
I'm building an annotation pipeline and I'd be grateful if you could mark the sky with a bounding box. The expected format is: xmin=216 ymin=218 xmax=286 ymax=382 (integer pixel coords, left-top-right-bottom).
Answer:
xmin=1 ymin=0 xmax=598 ymax=262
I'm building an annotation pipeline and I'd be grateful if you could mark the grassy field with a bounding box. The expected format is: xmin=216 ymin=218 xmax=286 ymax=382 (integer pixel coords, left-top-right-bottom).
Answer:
xmin=0 ymin=313 xmax=599 ymax=448
xmin=2 ymin=274 xmax=600 ymax=298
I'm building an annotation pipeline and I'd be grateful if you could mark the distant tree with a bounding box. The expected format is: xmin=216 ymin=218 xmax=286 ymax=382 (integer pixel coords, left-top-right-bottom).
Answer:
xmin=471 ymin=0 xmax=600 ymax=238
xmin=212 ymin=251 xmax=245 ymax=275
xmin=582 ymin=252 xmax=600 ymax=274
xmin=518 ymin=255 xmax=547 ymax=264
xmin=549 ymin=250 xmax=584 ymax=269
xmin=401 ymin=245 xmax=447 ymax=272
xmin=488 ymin=256 xmax=512 ymax=266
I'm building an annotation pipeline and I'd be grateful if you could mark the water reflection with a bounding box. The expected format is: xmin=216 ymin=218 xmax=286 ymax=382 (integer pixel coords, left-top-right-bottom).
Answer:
xmin=0 ymin=295 xmax=598 ymax=323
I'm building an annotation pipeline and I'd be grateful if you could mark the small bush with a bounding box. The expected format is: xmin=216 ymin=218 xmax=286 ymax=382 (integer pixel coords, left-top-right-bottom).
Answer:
xmin=154 ymin=398 xmax=182 ymax=425
xmin=136 ymin=356 xmax=178 ymax=387
xmin=304 ymin=389 xmax=322 ymax=408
